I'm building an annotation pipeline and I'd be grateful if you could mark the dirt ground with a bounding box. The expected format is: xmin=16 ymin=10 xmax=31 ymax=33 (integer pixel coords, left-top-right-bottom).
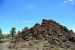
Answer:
xmin=0 ymin=42 xmax=18 ymax=50
xmin=0 ymin=42 xmax=75 ymax=50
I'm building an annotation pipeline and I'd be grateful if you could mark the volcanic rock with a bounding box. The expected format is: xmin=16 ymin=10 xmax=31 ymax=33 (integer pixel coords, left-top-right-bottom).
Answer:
xmin=10 ymin=19 xmax=75 ymax=50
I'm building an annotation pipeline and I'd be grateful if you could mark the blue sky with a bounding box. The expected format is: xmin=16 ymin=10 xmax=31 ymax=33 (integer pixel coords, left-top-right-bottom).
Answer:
xmin=0 ymin=0 xmax=75 ymax=34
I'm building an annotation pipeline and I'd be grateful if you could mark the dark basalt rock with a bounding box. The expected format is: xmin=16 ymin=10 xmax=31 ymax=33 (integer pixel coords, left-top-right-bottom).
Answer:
xmin=10 ymin=19 xmax=75 ymax=49
xmin=69 ymin=37 xmax=75 ymax=42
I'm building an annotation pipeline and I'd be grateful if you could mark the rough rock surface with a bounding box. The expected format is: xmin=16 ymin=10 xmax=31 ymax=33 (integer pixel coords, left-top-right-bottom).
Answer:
xmin=9 ymin=19 xmax=75 ymax=50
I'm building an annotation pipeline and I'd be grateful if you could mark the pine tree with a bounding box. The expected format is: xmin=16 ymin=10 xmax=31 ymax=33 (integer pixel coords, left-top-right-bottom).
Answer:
xmin=22 ymin=27 xmax=28 ymax=31
xmin=10 ymin=27 xmax=16 ymax=37
xmin=0 ymin=29 xmax=4 ymax=39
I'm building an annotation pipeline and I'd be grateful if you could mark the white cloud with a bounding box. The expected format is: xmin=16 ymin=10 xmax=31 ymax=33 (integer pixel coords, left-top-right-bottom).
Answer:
xmin=26 ymin=4 xmax=36 ymax=9
xmin=24 ymin=20 xmax=31 ymax=23
xmin=63 ymin=0 xmax=75 ymax=5
xmin=69 ymin=0 xmax=73 ymax=1
xmin=63 ymin=1 xmax=68 ymax=3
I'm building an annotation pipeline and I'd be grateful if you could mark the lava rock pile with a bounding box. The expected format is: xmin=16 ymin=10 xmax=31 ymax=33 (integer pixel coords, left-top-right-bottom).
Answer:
xmin=10 ymin=19 xmax=75 ymax=49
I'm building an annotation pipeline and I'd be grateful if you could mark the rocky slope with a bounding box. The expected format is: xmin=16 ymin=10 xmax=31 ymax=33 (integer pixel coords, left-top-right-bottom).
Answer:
xmin=9 ymin=19 xmax=75 ymax=50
